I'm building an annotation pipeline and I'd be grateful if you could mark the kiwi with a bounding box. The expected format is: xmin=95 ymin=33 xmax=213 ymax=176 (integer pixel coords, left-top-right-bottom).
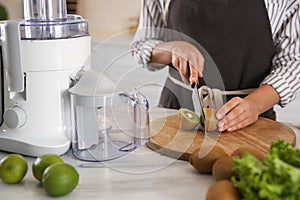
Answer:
xmin=203 ymin=108 xmax=218 ymax=131
xmin=206 ymin=180 xmax=240 ymax=200
xmin=231 ymin=147 xmax=265 ymax=161
xmin=189 ymin=146 xmax=228 ymax=173
xmin=178 ymin=108 xmax=200 ymax=131
xmin=212 ymin=156 xmax=236 ymax=181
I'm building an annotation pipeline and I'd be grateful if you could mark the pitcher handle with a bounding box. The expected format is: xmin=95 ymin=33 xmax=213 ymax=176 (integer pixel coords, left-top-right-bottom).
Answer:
xmin=118 ymin=90 xmax=150 ymax=152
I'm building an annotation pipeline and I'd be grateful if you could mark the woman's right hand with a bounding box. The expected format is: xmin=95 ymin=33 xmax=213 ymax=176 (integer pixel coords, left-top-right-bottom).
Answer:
xmin=150 ymin=41 xmax=204 ymax=85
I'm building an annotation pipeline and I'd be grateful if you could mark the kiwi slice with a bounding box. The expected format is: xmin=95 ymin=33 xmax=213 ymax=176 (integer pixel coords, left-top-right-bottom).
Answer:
xmin=202 ymin=108 xmax=218 ymax=131
xmin=178 ymin=108 xmax=200 ymax=131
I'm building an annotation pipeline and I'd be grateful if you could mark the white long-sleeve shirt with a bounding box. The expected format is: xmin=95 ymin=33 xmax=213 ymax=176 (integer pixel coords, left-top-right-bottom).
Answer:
xmin=131 ymin=0 xmax=300 ymax=107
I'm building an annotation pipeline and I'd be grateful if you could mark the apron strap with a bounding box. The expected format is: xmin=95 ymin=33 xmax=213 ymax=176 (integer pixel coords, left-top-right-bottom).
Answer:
xmin=199 ymin=85 xmax=223 ymax=111
xmin=167 ymin=73 xmax=255 ymax=96
xmin=166 ymin=72 xmax=275 ymax=120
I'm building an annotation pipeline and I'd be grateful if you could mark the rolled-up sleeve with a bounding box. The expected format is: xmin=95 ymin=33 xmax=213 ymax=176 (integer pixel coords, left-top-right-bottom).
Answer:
xmin=262 ymin=3 xmax=300 ymax=107
xmin=131 ymin=0 xmax=166 ymax=70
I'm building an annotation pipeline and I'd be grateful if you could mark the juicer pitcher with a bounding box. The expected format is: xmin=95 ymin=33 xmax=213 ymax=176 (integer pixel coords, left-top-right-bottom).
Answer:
xmin=69 ymin=70 xmax=150 ymax=161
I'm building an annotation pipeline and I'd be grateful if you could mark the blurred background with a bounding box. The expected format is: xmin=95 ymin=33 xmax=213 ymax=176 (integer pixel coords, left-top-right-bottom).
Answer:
xmin=0 ymin=0 xmax=298 ymax=124
xmin=0 ymin=0 xmax=141 ymax=37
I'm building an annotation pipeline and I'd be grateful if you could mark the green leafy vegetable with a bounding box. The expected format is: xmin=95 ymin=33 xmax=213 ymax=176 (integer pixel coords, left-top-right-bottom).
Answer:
xmin=232 ymin=139 xmax=300 ymax=200
xmin=0 ymin=4 xmax=8 ymax=20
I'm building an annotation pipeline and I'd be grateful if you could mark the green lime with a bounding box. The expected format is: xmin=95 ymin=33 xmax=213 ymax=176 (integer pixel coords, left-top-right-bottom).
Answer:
xmin=0 ymin=154 xmax=28 ymax=184
xmin=32 ymin=154 xmax=64 ymax=182
xmin=42 ymin=163 xmax=79 ymax=197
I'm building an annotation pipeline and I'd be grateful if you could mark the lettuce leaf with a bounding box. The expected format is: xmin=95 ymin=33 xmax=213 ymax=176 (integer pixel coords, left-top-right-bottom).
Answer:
xmin=231 ymin=139 xmax=300 ymax=200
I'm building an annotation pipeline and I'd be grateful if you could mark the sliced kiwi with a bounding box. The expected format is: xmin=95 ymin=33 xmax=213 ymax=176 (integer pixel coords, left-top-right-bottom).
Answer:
xmin=203 ymin=108 xmax=218 ymax=131
xmin=178 ymin=108 xmax=200 ymax=131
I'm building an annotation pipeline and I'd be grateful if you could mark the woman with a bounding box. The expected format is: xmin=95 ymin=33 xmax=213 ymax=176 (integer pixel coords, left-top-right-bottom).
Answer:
xmin=131 ymin=0 xmax=300 ymax=131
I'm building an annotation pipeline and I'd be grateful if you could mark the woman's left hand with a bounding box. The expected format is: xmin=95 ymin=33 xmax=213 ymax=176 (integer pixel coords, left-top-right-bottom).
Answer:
xmin=215 ymin=84 xmax=280 ymax=132
xmin=215 ymin=97 xmax=260 ymax=132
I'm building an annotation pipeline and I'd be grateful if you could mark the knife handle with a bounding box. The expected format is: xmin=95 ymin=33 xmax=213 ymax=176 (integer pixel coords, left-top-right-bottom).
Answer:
xmin=191 ymin=78 xmax=206 ymax=89
xmin=191 ymin=82 xmax=198 ymax=88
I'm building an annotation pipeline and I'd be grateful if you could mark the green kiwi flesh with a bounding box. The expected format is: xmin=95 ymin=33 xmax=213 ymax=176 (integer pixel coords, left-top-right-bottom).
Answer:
xmin=178 ymin=108 xmax=200 ymax=131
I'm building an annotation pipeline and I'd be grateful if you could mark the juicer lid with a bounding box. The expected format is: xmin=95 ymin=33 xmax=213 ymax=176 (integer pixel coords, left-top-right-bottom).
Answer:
xmin=19 ymin=14 xmax=89 ymax=40
xmin=69 ymin=69 xmax=118 ymax=97
xmin=19 ymin=0 xmax=89 ymax=40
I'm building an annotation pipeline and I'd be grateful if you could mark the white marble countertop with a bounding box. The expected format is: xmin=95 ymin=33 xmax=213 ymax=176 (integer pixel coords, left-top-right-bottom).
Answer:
xmin=0 ymin=148 xmax=214 ymax=200
xmin=0 ymin=108 xmax=299 ymax=200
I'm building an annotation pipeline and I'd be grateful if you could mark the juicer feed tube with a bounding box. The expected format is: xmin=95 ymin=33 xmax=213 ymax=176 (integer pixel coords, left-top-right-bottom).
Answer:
xmin=24 ymin=0 xmax=67 ymax=21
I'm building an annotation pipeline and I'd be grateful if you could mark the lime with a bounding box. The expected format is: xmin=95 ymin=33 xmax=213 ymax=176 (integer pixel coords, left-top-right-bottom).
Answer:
xmin=0 ymin=154 xmax=28 ymax=184
xmin=32 ymin=154 xmax=64 ymax=182
xmin=42 ymin=163 xmax=79 ymax=197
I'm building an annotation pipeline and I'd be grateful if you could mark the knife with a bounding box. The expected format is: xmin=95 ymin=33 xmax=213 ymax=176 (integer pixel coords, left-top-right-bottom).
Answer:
xmin=192 ymin=83 xmax=204 ymax=125
xmin=192 ymin=84 xmax=222 ymax=158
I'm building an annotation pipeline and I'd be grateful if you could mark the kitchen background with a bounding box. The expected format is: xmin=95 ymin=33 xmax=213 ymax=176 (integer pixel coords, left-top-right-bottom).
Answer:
xmin=0 ymin=0 xmax=299 ymax=124
xmin=0 ymin=0 xmax=141 ymax=37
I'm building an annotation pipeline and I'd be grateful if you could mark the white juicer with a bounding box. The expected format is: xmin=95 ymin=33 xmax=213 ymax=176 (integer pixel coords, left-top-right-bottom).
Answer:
xmin=0 ymin=0 xmax=91 ymax=156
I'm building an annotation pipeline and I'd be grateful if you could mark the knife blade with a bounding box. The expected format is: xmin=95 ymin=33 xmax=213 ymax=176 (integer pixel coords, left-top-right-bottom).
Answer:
xmin=192 ymin=84 xmax=202 ymax=117
xmin=196 ymin=86 xmax=222 ymax=158
xmin=192 ymin=83 xmax=205 ymax=130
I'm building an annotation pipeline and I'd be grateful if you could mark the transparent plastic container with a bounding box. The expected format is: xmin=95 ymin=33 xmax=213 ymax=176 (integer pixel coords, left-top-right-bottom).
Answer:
xmin=69 ymin=70 xmax=150 ymax=161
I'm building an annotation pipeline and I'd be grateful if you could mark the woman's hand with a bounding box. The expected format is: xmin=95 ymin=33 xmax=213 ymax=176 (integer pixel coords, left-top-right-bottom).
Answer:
xmin=216 ymin=97 xmax=260 ymax=131
xmin=150 ymin=41 xmax=204 ymax=84
xmin=216 ymin=84 xmax=280 ymax=132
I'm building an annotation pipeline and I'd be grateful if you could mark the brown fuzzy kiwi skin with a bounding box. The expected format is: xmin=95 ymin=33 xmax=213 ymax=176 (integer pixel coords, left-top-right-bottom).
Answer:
xmin=231 ymin=147 xmax=265 ymax=161
xmin=206 ymin=180 xmax=240 ymax=200
xmin=212 ymin=156 xmax=236 ymax=181
xmin=189 ymin=146 xmax=228 ymax=173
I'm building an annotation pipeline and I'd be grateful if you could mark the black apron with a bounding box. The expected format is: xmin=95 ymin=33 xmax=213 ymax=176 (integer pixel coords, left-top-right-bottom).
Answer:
xmin=159 ymin=0 xmax=276 ymax=120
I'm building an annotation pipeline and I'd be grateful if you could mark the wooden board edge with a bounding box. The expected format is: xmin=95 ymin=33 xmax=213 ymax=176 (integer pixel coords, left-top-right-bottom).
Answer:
xmin=146 ymin=141 xmax=190 ymax=161
xmin=147 ymin=115 xmax=297 ymax=161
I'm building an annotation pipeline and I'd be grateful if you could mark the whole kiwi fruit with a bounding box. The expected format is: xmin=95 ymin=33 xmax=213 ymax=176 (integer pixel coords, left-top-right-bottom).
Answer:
xmin=212 ymin=155 xmax=236 ymax=181
xmin=189 ymin=145 xmax=228 ymax=173
xmin=231 ymin=146 xmax=265 ymax=161
xmin=206 ymin=180 xmax=240 ymax=200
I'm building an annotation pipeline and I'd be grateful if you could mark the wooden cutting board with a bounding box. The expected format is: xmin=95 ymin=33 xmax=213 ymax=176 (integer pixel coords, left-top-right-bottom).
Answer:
xmin=146 ymin=115 xmax=296 ymax=161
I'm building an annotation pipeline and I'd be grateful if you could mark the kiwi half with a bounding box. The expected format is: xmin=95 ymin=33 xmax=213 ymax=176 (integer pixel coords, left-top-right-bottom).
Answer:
xmin=178 ymin=108 xmax=200 ymax=131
